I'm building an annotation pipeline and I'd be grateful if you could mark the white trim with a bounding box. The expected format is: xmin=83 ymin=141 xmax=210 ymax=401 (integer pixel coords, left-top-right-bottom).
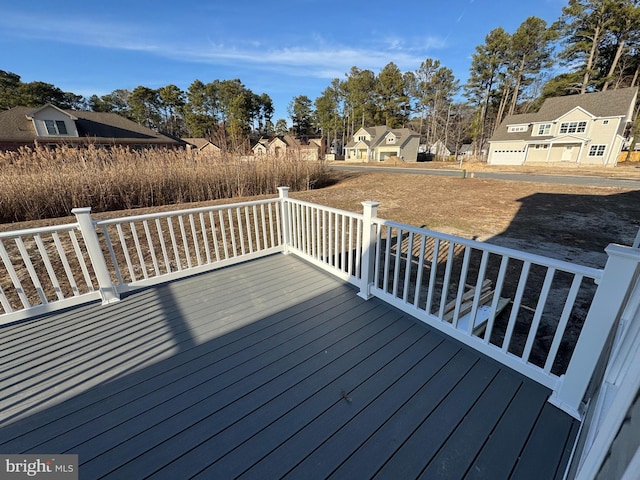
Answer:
xmin=575 ymin=326 xmax=640 ymax=478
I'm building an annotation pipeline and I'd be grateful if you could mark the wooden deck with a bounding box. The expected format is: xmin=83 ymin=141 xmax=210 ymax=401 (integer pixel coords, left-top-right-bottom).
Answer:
xmin=0 ymin=254 xmax=579 ymax=479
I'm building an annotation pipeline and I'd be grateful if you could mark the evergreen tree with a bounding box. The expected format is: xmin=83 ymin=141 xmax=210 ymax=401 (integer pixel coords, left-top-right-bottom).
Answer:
xmin=506 ymin=17 xmax=556 ymax=115
xmin=342 ymin=67 xmax=377 ymax=135
xmin=0 ymin=70 xmax=22 ymax=110
xmin=157 ymin=84 xmax=186 ymax=136
xmin=375 ymin=62 xmax=409 ymax=128
xmin=314 ymin=85 xmax=341 ymax=143
xmin=464 ymin=27 xmax=511 ymax=153
xmin=288 ymin=95 xmax=314 ymax=136
xmin=554 ymin=0 xmax=621 ymax=93
xmin=128 ymin=86 xmax=161 ymax=129
xmin=601 ymin=0 xmax=640 ymax=90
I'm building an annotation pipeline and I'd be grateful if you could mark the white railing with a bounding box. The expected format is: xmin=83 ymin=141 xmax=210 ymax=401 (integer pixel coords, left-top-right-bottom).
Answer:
xmin=280 ymin=188 xmax=364 ymax=286
xmin=95 ymin=197 xmax=283 ymax=292
xmin=278 ymin=197 xmax=639 ymax=418
xmin=0 ymin=222 xmax=103 ymax=324
xmin=0 ymin=198 xmax=283 ymax=324
xmin=371 ymin=217 xmax=603 ymax=384
xmin=2 ymin=189 xmax=639 ymax=420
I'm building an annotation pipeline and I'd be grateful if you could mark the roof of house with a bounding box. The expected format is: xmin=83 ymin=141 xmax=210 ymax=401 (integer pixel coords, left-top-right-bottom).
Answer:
xmin=0 ymin=105 xmax=182 ymax=145
xmin=537 ymin=87 xmax=638 ymax=119
xmin=183 ymin=138 xmax=220 ymax=150
xmin=490 ymin=87 xmax=638 ymax=143
xmin=252 ymin=135 xmax=322 ymax=151
xmin=345 ymin=126 xmax=419 ymax=149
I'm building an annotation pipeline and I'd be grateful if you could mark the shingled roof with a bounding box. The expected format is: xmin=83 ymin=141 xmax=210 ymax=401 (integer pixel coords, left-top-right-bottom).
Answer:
xmin=537 ymin=87 xmax=638 ymax=119
xmin=0 ymin=106 xmax=182 ymax=147
xmin=345 ymin=126 xmax=419 ymax=148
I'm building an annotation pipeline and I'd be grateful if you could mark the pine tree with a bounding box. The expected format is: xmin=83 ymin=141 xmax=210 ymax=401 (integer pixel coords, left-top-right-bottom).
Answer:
xmin=554 ymin=0 xmax=620 ymax=93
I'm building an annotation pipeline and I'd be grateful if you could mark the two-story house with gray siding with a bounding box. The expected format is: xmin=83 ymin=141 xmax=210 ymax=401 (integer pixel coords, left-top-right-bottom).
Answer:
xmin=487 ymin=87 xmax=637 ymax=167
xmin=344 ymin=126 xmax=420 ymax=162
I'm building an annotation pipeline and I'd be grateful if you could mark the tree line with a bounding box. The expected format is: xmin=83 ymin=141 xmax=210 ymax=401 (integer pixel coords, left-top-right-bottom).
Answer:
xmin=2 ymin=0 xmax=639 ymax=156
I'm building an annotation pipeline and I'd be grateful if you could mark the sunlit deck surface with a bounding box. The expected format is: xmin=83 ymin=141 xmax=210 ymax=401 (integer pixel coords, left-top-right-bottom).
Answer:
xmin=0 ymin=254 xmax=579 ymax=479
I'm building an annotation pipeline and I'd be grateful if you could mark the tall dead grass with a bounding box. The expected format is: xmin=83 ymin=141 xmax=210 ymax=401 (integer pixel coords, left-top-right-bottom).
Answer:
xmin=0 ymin=146 xmax=332 ymax=223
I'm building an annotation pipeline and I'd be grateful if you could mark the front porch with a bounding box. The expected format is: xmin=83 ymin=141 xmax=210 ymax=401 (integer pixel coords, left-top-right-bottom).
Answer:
xmin=0 ymin=254 xmax=577 ymax=479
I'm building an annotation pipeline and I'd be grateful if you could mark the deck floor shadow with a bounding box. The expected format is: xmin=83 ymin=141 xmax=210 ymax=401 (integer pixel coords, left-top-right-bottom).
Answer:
xmin=0 ymin=254 xmax=579 ymax=479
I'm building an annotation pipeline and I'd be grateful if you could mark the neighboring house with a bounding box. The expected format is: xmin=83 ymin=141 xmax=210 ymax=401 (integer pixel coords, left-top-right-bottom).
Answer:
xmin=0 ymin=104 xmax=184 ymax=151
xmin=344 ymin=126 xmax=420 ymax=162
xmin=488 ymin=87 xmax=638 ymax=167
xmin=458 ymin=143 xmax=473 ymax=159
xmin=428 ymin=140 xmax=452 ymax=158
xmin=252 ymin=137 xmax=270 ymax=156
xmin=183 ymin=138 xmax=221 ymax=156
xmin=252 ymin=135 xmax=324 ymax=160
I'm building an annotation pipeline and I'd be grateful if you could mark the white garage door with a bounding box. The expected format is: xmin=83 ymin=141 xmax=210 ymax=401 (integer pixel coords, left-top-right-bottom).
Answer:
xmin=488 ymin=148 xmax=526 ymax=165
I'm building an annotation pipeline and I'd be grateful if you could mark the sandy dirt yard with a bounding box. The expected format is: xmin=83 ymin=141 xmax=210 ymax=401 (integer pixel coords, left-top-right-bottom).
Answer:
xmin=292 ymin=169 xmax=640 ymax=269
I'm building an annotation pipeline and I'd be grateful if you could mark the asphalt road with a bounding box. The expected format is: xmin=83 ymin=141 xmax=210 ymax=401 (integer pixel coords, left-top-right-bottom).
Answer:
xmin=329 ymin=165 xmax=640 ymax=189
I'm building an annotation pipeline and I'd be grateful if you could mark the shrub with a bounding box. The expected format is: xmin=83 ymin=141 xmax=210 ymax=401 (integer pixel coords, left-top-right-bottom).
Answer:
xmin=0 ymin=146 xmax=332 ymax=222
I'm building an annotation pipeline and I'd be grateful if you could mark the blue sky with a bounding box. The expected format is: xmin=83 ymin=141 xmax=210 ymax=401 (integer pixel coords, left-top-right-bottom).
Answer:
xmin=1 ymin=0 xmax=566 ymax=122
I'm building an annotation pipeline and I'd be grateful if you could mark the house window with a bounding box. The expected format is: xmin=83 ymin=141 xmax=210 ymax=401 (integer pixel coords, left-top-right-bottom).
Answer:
xmin=537 ymin=124 xmax=551 ymax=135
xmin=44 ymin=120 xmax=69 ymax=135
xmin=559 ymin=121 xmax=587 ymax=134
xmin=588 ymin=145 xmax=606 ymax=157
xmin=603 ymin=120 xmax=609 ymax=125
xmin=386 ymin=136 xmax=396 ymax=144
xmin=507 ymin=125 xmax=528 ymax=133
xmin=357 ymin=135 xmax=366 ymax=141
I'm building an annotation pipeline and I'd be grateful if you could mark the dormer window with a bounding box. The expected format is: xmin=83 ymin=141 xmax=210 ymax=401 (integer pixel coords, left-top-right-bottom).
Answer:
xmin=507 ymin=125 xmax=528 ymax=133
xmin=357 ymin=135 xmax=367 ymax=141
xmin=536 ymin=124 xmax=551 ymax=136
xmin=44 ymin=120 xmax=68 ymax=135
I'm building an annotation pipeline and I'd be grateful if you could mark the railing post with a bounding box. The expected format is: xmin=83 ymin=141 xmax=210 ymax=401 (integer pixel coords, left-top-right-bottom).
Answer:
xmin=358 ymin=201 xmax=379 ymax=300
xmin=278 ymin=187 xmax=291 ymax=254
xmin=549 ymin=244 xmax=640 ymax=418
xmin=72 ymin=207 xmax=120 ymax=305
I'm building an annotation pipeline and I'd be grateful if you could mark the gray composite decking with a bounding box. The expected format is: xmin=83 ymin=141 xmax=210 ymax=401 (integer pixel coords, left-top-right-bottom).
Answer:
xmin=0 ymin=254 xmax=579 ymax=479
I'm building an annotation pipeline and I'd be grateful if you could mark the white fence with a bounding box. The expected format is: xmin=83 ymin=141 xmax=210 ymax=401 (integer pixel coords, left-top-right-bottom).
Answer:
xmin=1 ymin=188 xmax=639 ymax=420
xmin=281 ymin=196 xmax=364 ymax=286
xmin=0 ymin=222 xmax=103 ymax=322
xmin=0 ymin=198 xmax=283 ymax=324
xmin=95 ymin=197 xmax=283 ymax=291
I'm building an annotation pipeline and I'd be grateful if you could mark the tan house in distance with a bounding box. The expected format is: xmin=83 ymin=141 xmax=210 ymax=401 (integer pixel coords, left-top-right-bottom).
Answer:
xmin=487 ymin=87 xmax=638 ymax=167
xmin=344 ymin=126 xmax=420 ymax=162
xmin=183 ymin=138 xmax=221 ymax=156
xmin=252 ymin=135 xmax=324 ymax=160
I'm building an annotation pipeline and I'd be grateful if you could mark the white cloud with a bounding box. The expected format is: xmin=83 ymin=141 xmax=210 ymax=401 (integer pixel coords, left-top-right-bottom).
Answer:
xmin=1 ymin=9 xmax=445 ymax=79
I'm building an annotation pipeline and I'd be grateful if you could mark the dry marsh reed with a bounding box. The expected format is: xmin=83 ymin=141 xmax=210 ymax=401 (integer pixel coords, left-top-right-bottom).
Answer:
xmin=0 ymin=146 xmax=332 ymax=223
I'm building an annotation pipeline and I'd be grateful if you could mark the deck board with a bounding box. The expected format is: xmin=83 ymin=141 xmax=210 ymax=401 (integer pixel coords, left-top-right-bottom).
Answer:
xmin=0 ymin=254 xmax=580 ymax=479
